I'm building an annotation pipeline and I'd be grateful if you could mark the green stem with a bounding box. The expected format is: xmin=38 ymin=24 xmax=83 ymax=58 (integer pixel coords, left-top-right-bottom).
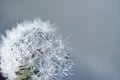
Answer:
xmin=14 ymin=64 xmax=32 ymax=80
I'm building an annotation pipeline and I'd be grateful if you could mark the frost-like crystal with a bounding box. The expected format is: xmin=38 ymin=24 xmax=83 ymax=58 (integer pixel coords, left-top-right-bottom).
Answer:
xmin=0 ymin=19 xmax=73 ymax=80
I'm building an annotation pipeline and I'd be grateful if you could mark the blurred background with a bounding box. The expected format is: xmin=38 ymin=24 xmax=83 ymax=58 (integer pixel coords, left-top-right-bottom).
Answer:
xmin=0 ymin=0 xmax=120 ymax=80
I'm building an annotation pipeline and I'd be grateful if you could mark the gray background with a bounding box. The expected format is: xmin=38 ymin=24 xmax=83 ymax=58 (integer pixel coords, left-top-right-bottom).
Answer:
xmin=0 ymin=0 xmax=120 ymax=80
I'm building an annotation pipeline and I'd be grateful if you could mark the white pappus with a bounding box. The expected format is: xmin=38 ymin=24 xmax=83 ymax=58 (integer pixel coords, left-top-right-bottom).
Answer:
xmin=0 ymin=19 xmax=73 ymax=80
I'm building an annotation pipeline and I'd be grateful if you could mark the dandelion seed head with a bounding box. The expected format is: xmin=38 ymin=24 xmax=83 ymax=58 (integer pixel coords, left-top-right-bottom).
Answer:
xmin=0 ymin=19 xmax=73 ymax=80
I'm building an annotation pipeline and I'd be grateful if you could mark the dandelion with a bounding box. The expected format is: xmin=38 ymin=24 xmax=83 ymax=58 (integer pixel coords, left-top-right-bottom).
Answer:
xmin=0 ymin=19 xmax=73 ymax=80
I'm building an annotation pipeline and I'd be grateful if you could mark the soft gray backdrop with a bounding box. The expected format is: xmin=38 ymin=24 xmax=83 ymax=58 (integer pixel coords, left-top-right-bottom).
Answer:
xmin=0 ymin=0 xmax=120 ymax=80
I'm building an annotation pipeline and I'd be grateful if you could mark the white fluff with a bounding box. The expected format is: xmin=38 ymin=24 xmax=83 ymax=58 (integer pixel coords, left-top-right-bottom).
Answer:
xmin=0 ymin=19 xmax=73 ymax=80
